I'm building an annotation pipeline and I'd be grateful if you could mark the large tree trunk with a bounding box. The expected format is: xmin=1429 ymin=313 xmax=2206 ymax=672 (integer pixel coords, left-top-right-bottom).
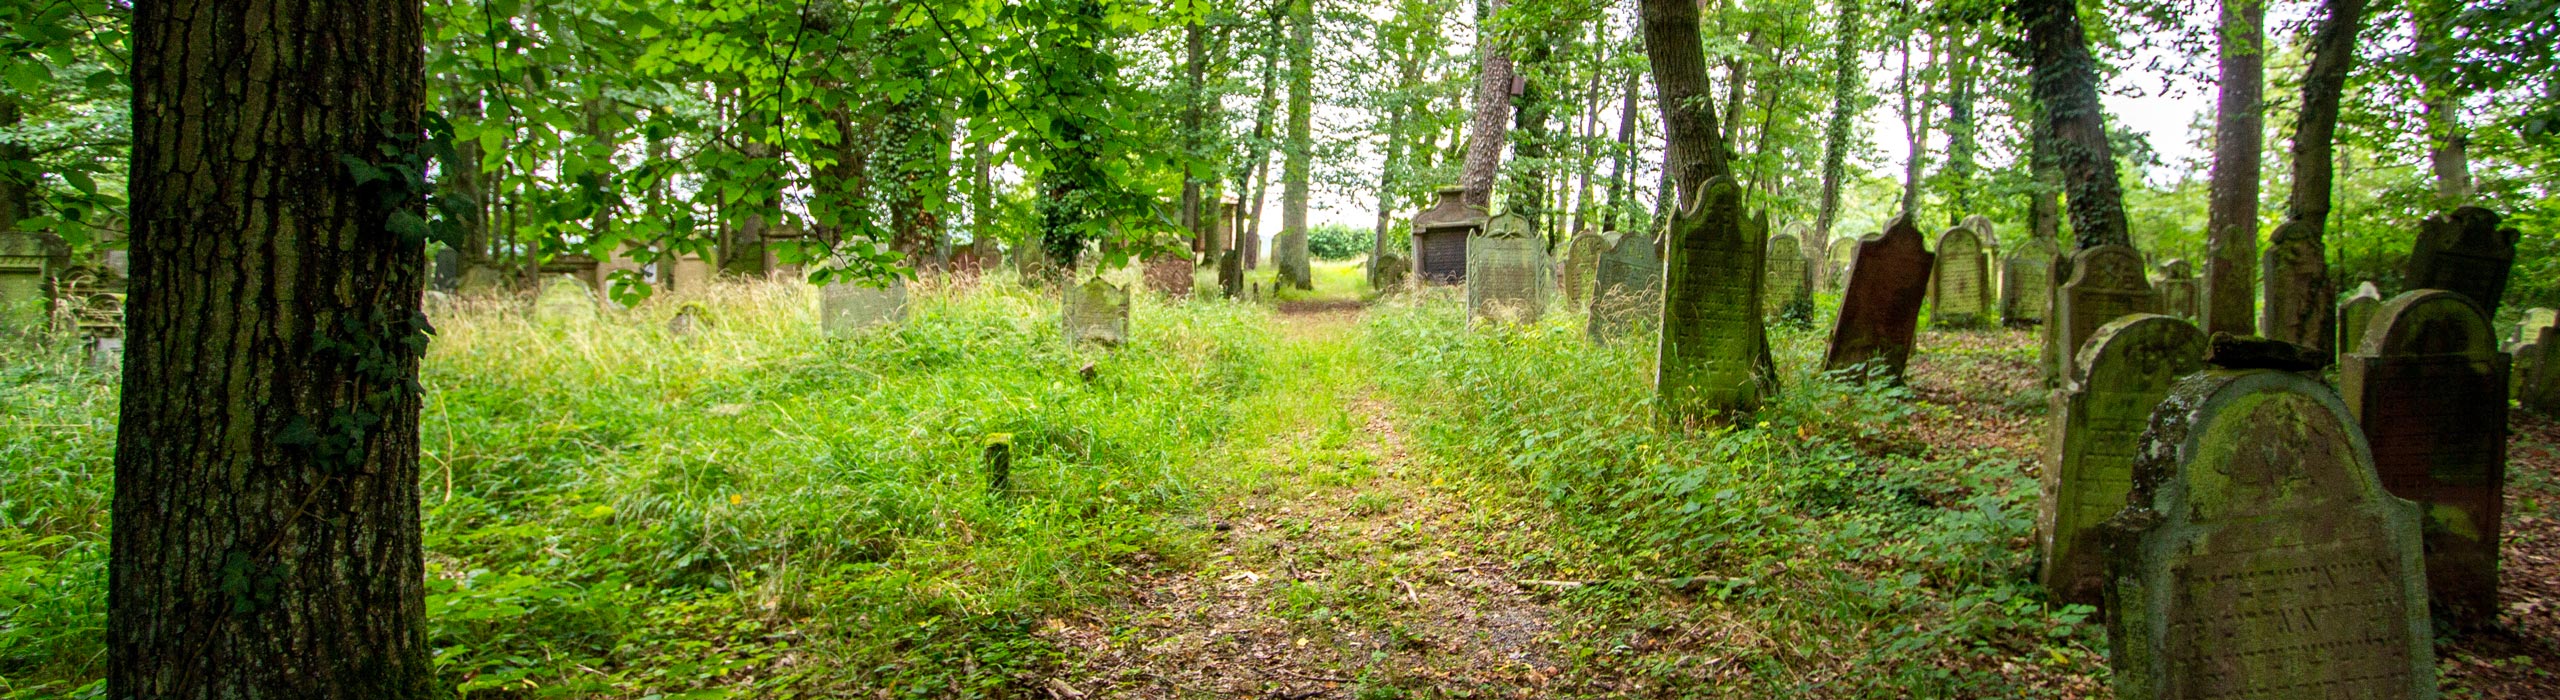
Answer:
xmin=1278 ymin=0 xmax=1314 ymax=289
xmin=1507 ymin=26 xmax=1559 ymax=235
xmin=1183 ymin=20 xmax=1207 ymax=256
xmin=2411 ymin=2 xmax=2472 ymax=207
xmin=2260 ymin=0 xmax=2368 ymax=350
xmin=1812 ymin=0 xmax=1864 ymax=238
xmin=1638 ymin=0 xmax=1733 ymax=206
xmin=1457 ymin=0 xmax=1516 ymax=209
xmin=1896 ymin=29 xmax=1932 ymax=221
xmin=2201 ymin=0 xmax=2265 ymax=336
xmin=2029 ymin=115 xmax=2064 ymax=240
xmin=115 ymin=1 xmax=434 ymax=697
xmin=0 ymin=98 xmax=32 ymax=233
xmin=1945 ymin=34 xmax=1978 ymax=221
xmin=1240 ymin=9 xmax=1283 ymax=270
xmin=2015 ymin=0 xmax=2131 ymax=249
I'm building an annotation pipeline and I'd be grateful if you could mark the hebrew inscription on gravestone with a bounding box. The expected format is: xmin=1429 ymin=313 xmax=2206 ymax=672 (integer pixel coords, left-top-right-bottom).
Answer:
xmin=1929 ymin=227 xmax=1991 ymax=328
xmin=1467 ymin=213 xmax=1550 ymax=325
xmin=2050 ymin=245 xmax=2156 ymax=383
xmin=2035 ymin=314 xmax=2206 ymax=605
xmin=1762 ymin=231 xmax=1807 ymax=319
xmin=2341 ymin=290 xmax=2509 ymax=629
xmin=1657 ymin=178 xmax=1770 ymax=423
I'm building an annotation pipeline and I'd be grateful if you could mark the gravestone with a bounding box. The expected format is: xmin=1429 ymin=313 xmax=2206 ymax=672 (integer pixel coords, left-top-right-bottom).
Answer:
xmin=1965 ymin=214 xmax=2003 ymax=293
xmin=668 ymin=303 xmax=708 ymax=337
xmin=1218 ymin=249 xmax=1244 ymax=299
xmin=1928 ymin=227 xmax=1992 ymax=328
xmin=1466 ymin=212 xmax=1550 ymax=325
xmin=820 ymin=277 xmax=908 ymax=337
xmin=2002 ymin=238 xmax=2062 ymax=326
xmin=2035 ymin=314 xmax=2208 ymax=605
xmin=2154 ymin=259 xmax=2198 ymax=320
xmin=1587 ymin=232 xmax=1661 ymax=343
xmin=532 ymin=274 xmax=598 ymax=325
xmin=2406 ymin=206 xmax=2520 ymax=319
xmin=1372 ymin=251 xmax=1410 ymax=292
xmin=2514 ymin=308 xmax=2555 ymax=345
xmin=433 ymin=248 xmax=462 ymax=292
xmin=2049 ymin=245 xmax=2157 ymax=384
xmin=1562 ymin=230 xmax=1607 ymax=308
xmin=1143 ymin=255 xmax=1195 ymax=298
xmin=1062 ymin=277 xmax=1132 ymax=346
xmin=1822 ymin=218 xmax=1934 ymax=383
xmin=2337 ymin=281 xmax=2383 ymax=354
xmin=1657 ymin=178 xmax=1771 ymax=423
xmin=2261 ymin=220 xmax=2337 ymax=354
xmin=1762 ymin=230 xmax=1808 ymax=319
xmin=2103 ymin=369 xmax=2436 ymax=700
xmin=0 ymin=232 xmax=50 ymax=334
xmin=1823 ymin=236 xmax=1858 ymax=293
xmin=2341 ymin=290 xmax=2509 ymax=628
xmin=1410 ymin=186 xmax=1484 ymax=285
xmin=2522 ymin=325 xmax=2560 ymax=413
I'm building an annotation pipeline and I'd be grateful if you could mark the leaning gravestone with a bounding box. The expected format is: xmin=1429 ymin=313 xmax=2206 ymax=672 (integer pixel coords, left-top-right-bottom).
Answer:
xmin=0 ymin=232 xmax=49 ymax=334
xmin=1822 ymin=218 xmax=1934 ymax=384
xmin=1062 ymin=277 xmax=1132 ymax=346
xmin=2406 ymin=206 xmax=2520 ymax=319
xmin=532 ymin=274 xmax=598 ymax=325
xmin=2342 ymin=290 xmax=2509 ymax=629
xmin=821 ymin=277 xmax=908 ymax=337
xmin=1143 ymin=255 xmax=1195 ymax=298
xmin=1561 ymin=230 xmax=1606 ymax=309
xmin=2154 ymin=259 xmax=2198 ymax=320
xmin=1657 ymin=178 xmax=1770 ymax=423
xmin=1824 ymin=236 xmax=1858 ymax=293
xmin=1466 ymin=212 xmax=1550 ymax=325
xmin=1762 ymin=230 xmax=1808 ymax=319
xmin=2337 ymin=281 xmax=2384 ymax=354
xmin=2002 ymin=237 xmax=2062 ymax=327
xmin=1928 ymin=226 xmax=1992 ymax=328
xmin=2522 ymin=325 xmax=2560 ymax=413
xmin=2103 ymin=369 xmax=2436 ymax=700
xmin=2035 ymin=314 xmax=2207 ymax=605
xmin=2261 ymin=220 xmax=2336 ymax=354
xmin=1587 ymin=232 xmax=1660 ymax=343
xmin=2049 ymin=245 xmax=2157 ymax=384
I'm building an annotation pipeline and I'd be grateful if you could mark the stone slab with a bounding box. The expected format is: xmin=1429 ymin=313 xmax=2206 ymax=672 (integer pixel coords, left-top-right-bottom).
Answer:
xmin=2003 ymin=238 xmax=2061 ymax=326
xmin=1822 ymin=219 xmax=1934 ymax=383
xmin=1657 ymin=178 xmax=1769 ymax=422
xmin=821 ymin=277 xmax=908 ymax=337
xmin=1929 ymin=227 xmax=1992 ymax=327
xmin=1467 ymin=212 xmax=1550 ymax=325
xmin=2051 ymin=245 xmax=2158 ymax=383
xmin=2406 ymin=206 xmax=2519 ymax=319
xmin=2036 ymin=314 xmax=2208 ymax=605
xmin=1063 ymin=277 xmax=1132 ymax=346
xmin=1587 ymin=232 xmax=1661 ymax=343
xmin=2342 ymin=290 xmax=2509 ymax=628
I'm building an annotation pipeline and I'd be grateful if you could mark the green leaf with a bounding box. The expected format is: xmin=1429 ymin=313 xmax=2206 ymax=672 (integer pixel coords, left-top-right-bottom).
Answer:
xmin=4 ymin=62 xmax=48 ymax=95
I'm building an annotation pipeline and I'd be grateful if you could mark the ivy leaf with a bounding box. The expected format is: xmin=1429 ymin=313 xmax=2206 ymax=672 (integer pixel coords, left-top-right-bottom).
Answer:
xmin=341 ymin=155 xmax=387 ymax=186
xmin=387 ymin=210 xmax=430 ymax=242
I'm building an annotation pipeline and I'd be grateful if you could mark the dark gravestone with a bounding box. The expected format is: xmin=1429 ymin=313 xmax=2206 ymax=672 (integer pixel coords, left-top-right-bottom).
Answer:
xmin=2050 ymin=245 xmax=2157 ymax=384
xmin=1562 ymin=230 xmax=1606 ymax=309
xmin=1762 ymin=230 xmax=1808 ymax=319
xmin=2337 ymin=281 xmax=2383 ymax=354
xmin=2003 ymin=237 xmax=2061 ymax=327
xmin=2103 ymin=369 xmax=2435 ymax=700
xmin=1466 ymin=213 xmax=1549 ymax=325
xmin=2260 ymin=220 xmax=2336 ymax=354
xmin=1144 ymin=255 xmax=1195 ymax=298
xmin=2037 ymin=314 xmax=2208 ymax=605
xmin=2522 ymin=325 xmax=2560 ymax=413
xmin=1823 ymin=236 xmax=1858 ymax=293
xmin=1822 ymin=218 xmax=1934 ymax=383
xmin=1410 ymin=186 xmax=1483 ymax=285
xmin=1928 ymin=227 xmax=1992 ymax=328
xmin=1218 ymin=249 xmax=1244 ymax=299
xmin=2341 ymin=290 xmax=2509 ymax=629
xmin=2155 ymin=259 xmax=2198 ymax=320
xmin=1062 ymin=278 xmax=1132 ymax=346
xmin=2406 ymin=206 xmax=2520 ymax=319
xmin=1372 ymin=251 xmax=1410 ymax=292
xmin=1657 ymin=178 xmax=1770 ymax=422
xmin=1587 ymin=232 xmax=1661 ymax=343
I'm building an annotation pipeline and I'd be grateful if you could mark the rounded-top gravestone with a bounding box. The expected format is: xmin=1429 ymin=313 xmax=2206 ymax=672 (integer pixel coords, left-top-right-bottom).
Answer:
xmin=2049 ymin=245 xmax=2156 ymax=384
xmin=2035 ymin=313 xmax=2207 ymax=605
xmin=1657 ymin=178 xmax=1771 ymax=423
xmin=1466 ymin=212 xmax=1550 ymax=325
xmin=1587 ymin=232 xmax=1660 ymax=343
xmin=2002 ymin=237 xmax=2062 ymax=327
xmin=2341 ymin=290 xmax=2509 ymax=629
xmin=1928 ymin=227 xmax=1991 ymax=327
xmin=2406 ymin=206 xmax=2520 ymax=319
xmin=1762 ymin=230 xmax=1807 ymax=319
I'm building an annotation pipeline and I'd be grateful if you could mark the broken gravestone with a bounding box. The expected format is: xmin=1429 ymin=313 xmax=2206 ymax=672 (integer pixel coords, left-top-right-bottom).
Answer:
xmin=2406 ymin=206 xmax=2520 ymax=319
xmin=2103 ymin=369 xmax=2436 ymax=700
xmin=1657 ymin=178 xmax=1771 ymax=424
xmin=2521 ymin=324 xmax=2560 ymax=414
xmin=1822 ymin=219 xmax=1934 ymax=384
xmin=1928 ymin=226 xmax=1992 ymax=328
xmin=2341 ymin=290 xmax=2509 ymax=629
xmin=2036 ymin=314 xmax=2208 ymax=605
xmin=2337 ymin=281 xmax=2384 ymax=354
xmin=1562 ymin=230 xmax=1606 ymax=309
xmin=1062 ymin=277 xmax=1132 ymax=346
xmin=2003 ymin=237 xmax=2062 ymax=327
xmin=1466 ymin=212 xmax=1550 ymax=325
xmin=820 ymin=276 xmax=908 ymax=338
xmin=1763 ymin=229 xmax=1809 ymax=320
xmin=2154 ymin=259 xmax=2198 ymax=320
xmin=532 ymin=274 xmax=599 ymax=325
xmin=1587 ymin=232 xmax=1660 ymax=343
xmin=2048 ymin=245 xmax=2157 ymax=384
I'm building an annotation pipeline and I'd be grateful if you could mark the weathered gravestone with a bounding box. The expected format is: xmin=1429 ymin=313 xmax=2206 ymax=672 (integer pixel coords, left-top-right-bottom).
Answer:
xmin=1928 ymin=226 xmax=1992 ymax=328
xmin=2514 ymin=308 xmax=2556 ymax=346
xmin=0 ymin=232 xmax=50 ymax=334
xmin=2521 ymin=325 xmax=2560 ymax=414
xmin=2337 ymin=281 xmax=2383 ymax=355
xmin=668 ymin=303 xmax=709 ymax=337
xmin=1587 ymin=232 xmax=1660 ymax=343
xmin=1966 ymin=215 xmax=2003 ymax=301
xmin=2512 ymin=309 xmax=2557 ymax=400
xmin=1823 ymin=236 xmax=1858 ymax=293
xmin=820 ymin=277 xmax=908 ymax=337
xmin=1657 ymin=179 xmax=1771 ymax=423
xmin=2003 ymin=237 xmax=2062 ymax=327
xmin=2154 ymin=259 xmax=2198 ymax=320
xmin=1410 ymin=186 xmax=1483 ymax=285
xmin=2048 ymin=245 xmax=2157 ymax=385
xmin=1822 ymin=218 xmax=1934 ymax=383
xmin=2260 ymin=220 xmax=2337 ymax=354
xmin=1763 ymin=230 xmax=1809 ymax=319
xmin=2103 ymin=369 xmax=2436 ymax=700
xmin=1062 ymin=277 xmax=1132 ymax=346
xmin=2406 ymin=206 xmax=2520 ymax=319
xmin=2036 ymin=314 xmax=2208 ymax=605
xmin=2341 ymin=290 xmax=2509 ymax=629
xmin=532 ymin=274 xmax=599 ymax=325
xmin=1466 ymin=212 xmax=1550 ymax=325
xmin=1143 ymin=255 xmax=1195 ymax=298
xmin=1218 ymin=249 xmax=1244 ymax=299
xmin=1561 ymin=230 xmax=1606 ymax=308
xmin=1372 ymin=251 xmax=1410 ymax=292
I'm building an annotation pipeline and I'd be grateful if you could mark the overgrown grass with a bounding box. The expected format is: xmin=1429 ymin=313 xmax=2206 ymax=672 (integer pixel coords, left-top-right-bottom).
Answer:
xmin=0 ymin=272 xmax=1283 ymax=698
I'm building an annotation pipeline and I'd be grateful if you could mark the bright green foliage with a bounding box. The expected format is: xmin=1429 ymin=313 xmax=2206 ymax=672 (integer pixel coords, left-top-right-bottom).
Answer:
xmin=1307 ymin=222 xmax=1369 ymax=260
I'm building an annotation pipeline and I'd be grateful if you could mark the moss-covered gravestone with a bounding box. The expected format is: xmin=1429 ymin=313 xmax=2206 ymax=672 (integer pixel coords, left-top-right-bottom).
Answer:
xmin=2337 ymin=281 xmax=2384 ymax=355
xmin=1657 ymin=178 xmax=1771 ymax=423
xmin=2406 ymin=206 xmax=2520 ymax=319
xmin=821 ymin=277 xmax=908 ymax=338
xmin=2522 ymin=325 xmax=2560 ymax=414
xmin=2003 ymin=237 xmax=2061 ymax=327
xmin=1466 ymin=212 xmax=1550 ymax=325
xmin=1763 ymin=230 xmax=1808 ymax=319
xmin=2260 ymin=220 xmax=2336 ymax=354
xmin=2036 ymin=314 xmax=2207 ymax=605
xmin=1372 ymin=251 xmax=1410 ymax=292
xmin=1062 ymin=277 xmax=1131 ymax=346
xmin=532 ymin=274 xmax=599 ymax=325
xmin=1822 ymin=218 xmax=1933 ymax=384
xmin=1143 ymin=255 xmax=1195 ymax=298
xmin=2341 ymin=290 xmax=2509 ymax=629
xmin=1823 ymin=236 xmax=1858 ymax=293
xmin=0 ymin=232 xmax=49 ymax=334
xmin=2154 ymin=259 xmax=2197 ymax=320
xmin=1928 ymin=226 xmax=1992 ymax=328
xmin=2103 ymin=369 xmax=2436 ymax=700
xmin=2049 ymin=245 xmax=2157 ymax=384
xmin=1587 ymin=232 xmax=1660 ymax=343
xmin=1562 ymin=230 xmax=1606 ymax=309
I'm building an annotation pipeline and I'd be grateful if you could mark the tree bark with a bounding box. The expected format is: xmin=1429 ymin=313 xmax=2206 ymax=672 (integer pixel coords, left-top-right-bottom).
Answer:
xmin=2261 ymin=0 xmax=2368 ymax=350
xmin=1945 ymin=34 xmax=1978 ymax=222
xmin=1183 ymin=19 xmax=1207 ymax=256
xmin=1240 ymin=7 xmax=1284 ymax=270
xmin=2015 ymin=0 xmax=2131 ymax=249
xmin=2029 ymin=114 xmax=2064 ymax=240
xmin=1278 ymin=0 xmax=1314 ymax=289
xmin=1508 ymin=26 xmax=1559 ymax=234
xmin=1457 ymin=0 xmax=1517 ymax=210
xmin=1896 ymin=29 xmax=1931 ymax=221
xmin=1608 ymin=69 xmax=1637 ymax=232
xmin=2410 ymin=2 xmax=2472 ymax=206
xmin=1812 ymin=0 xmax=1863 ymax=238
xmin=0 ymin=97 xmax=32 ymax=233
xmin=116 ymin=1 xmax=434 ymax=697
xmin=1638 ymin=0 xmax=1733 ymax=208
xmin=2201 ymin=0 xmax=2264 ymax=336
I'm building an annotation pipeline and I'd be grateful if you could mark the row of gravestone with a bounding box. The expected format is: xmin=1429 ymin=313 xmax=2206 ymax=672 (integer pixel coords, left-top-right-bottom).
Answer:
xmin=530 ymin=268 xmax=1138 ymax=348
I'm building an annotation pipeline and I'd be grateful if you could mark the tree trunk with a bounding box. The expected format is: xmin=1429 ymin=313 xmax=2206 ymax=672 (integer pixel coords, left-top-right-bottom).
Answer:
xmin=971 ymin=135 xmax=998 ymax=262
xmin=1508 ymin=26 xmax=1559 ymax=233
xmin=2261 ymin=0 xmax=2368 ymax=350
xmin=2411 ymin=2 xmax=2472 ymax=206
xmin=116 ymin=1 xmax=434 ymax=697
xmin=2201 ymin=0 xmax=2265 ymax=336
xmin=2029 ymin=114 xmax=2064 ymax=240
xmin=0 ymin=97 xmax=32 ymax=233
xmin=1241 ymin=8 xmax=1284 ymax=270
xmin=1278 ymin=0 xmax=1314 ymax=289
xmin=1458 ymin=0 xmax=1516 ymax=209
xmin=2015 ymin=0 xmax=2131 ymax=249
xmin=1813 ymin=0 xmax=1863 ymax=238
xmin=1608 ymin=70 xmax=1637 ymax=232
xmin=1896 ymin=28 xmax=1934 ymax=221
xmin=1638 ymin=0 xmax=1733 ymax=207
xmin=1183 ymin=20 xmax=1207 ymax=256
xmin=1572 ymin=30 xmax=1605 ymax=235
xmin=1945 ymin=34 xmax=1977 ymax=221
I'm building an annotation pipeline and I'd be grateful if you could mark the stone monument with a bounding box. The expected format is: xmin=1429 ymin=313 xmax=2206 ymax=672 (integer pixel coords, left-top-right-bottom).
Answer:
xmin=1822 ymin=218 xmax=1934 ymax=384
xmin=532 ymin=274 xmax=598 ymax=325
xmin=2154 ymin=258 xmax=2198 ymax=320
xmin=1928 ymin=226 xmax=1992 ymax=328
xmin=1763 ymin=230 xmax=1809 ymax=319
xmin=1657 ymin=178 xmax=1770 ymax=423
xmin=1466 ymin=212 xmax=1550 ymax=325
xmin=2406 ymin=205 xmax=2520 ymax=318
xmin=2337 ymin=281 xmax=2383 ymax=354
xmin=1144 ymin=255 xmax=1195 ymax=298
xmin=1562 ymin=230 xmax=1607 ymax=309
xmin=0 ymin=232 xmax=49 ymax=334
xmin=2049 ymin=245 xmax=2157 ymax=384
xmin=2035 ymin=314 xmax=2208 ymax=605
xmin=1062 ymin=277 xmax=1132 ymax=346
xmin=1587 ymin=232 xmax=1661 ymax=343
xmin=2340 ymin=290 xmax=2508 ymax=628
xmin=820 ymin=277 xmax=908 ymax=338
xmin=1823 ymin=236 xmax=1858 ymax=293
xmin=1409 ymin=186 xmax=1484 ymax=285
xmin=2002 ymin=237 xmax=2061 ymax=326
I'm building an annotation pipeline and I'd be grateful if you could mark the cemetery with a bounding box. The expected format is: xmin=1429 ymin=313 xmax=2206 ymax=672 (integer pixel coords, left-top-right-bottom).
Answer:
xmin=1 ymin=0 xmax=2557 ymax=698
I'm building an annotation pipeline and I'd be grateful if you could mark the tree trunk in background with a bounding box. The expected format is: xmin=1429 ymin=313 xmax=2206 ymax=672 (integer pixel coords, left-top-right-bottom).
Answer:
xmin=2201 ymin=0 xmax=2264 ymax=336
xmin=436 ymin=86 xmax=491 ymax=270
xmin=1183 ymin=20 xmax=1207 ymax=257
xmin=1278 ymin=0 xmax=1315 ymax=289
xmin=1572 ymin=32 xmax=1605 ymax=235
xmin=1458 ymin=0 xmax=1517 ymax=210
xmin=1241 ymin=10 xmax=1283 ymax=270
xmin=1945 ymin=34 xmax=1978 ymax=221
xmin=0 ymin=98 xmax=28 ymax=232
xmin=2411 ymin=2 xmax=2472 ymax=206
xmin=1507 ymin=27 xmax=1558 ymax=234
xmin=1608 ymin=70 xmax=1637 ymax=232
xmin=1374 ymin=26 xmax=1423 ymax=286
xmin=2029 ymin=115 xmax=2064 ymax=240
xmin=116 ymin=1 xmax=434 ymax=697
xmin=2015 ymin=0 xmax=2131 ymax=249
xmin=1896 ymin=29 xmax=1933 ymax=221
xmin=2261 ymin=0 xmax=2368 ymax=350
xmin=971 ymin=136 xmax=998 ymax=262
xmin=1813 ymin=0 xmax=1863 ymax=238
xmin=1638 ymin=0 xmax=1733 ymax=207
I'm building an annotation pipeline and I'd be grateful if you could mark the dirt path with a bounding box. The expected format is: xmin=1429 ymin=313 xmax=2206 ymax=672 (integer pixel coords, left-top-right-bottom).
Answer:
xmin=1042 ymin=305 xmax=1568 ymax=699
